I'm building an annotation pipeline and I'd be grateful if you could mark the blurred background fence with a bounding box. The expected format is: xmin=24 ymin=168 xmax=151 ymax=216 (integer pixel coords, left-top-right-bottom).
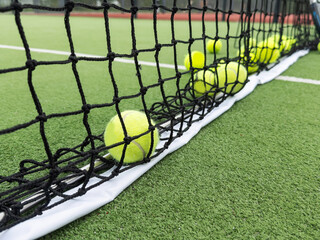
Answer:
xmin=0 ymin=0 xmax=305 ymax=15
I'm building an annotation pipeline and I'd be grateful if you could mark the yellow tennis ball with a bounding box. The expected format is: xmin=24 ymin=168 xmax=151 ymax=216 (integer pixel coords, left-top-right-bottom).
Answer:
xmin=268 ymin=34 xmax=288 ymax=52
xmin=318 ymin=42 xmax=320 ymax=52
xmin=255 ymin=39 xmax=280 ymax=64
xmin=217 ymin=62 xmax=248 ymax=94
xmin=239 ymin=52 xmax=259 ymax=74
xmin=282 ymin=38 xmax=297 ymax=53
xmin=247 ymin=62 xmax=259 ymax=74
xmin=190 ymin=70 xmax=216 ymax=97
xmin=184 ymin=51 xmax=205 ymax=70
xmin=104 ymin=110 xmax=159 ymax=164
xmin=206 ymin=39 xmax=222 ymax=53
xmin=237 ymin=38 xmax=257 ymax=56
xmin=208 ymin=59 xmax=226 ymax=72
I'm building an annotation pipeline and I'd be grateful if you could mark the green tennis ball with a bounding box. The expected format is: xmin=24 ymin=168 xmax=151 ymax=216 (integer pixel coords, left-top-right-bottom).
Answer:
xmin=104 ymin=110 xmax=159 ymax=164
xmin=206 ymin=39 xmax=222 ymax=53
xmin=190 ymin=70 xmax=216 ymax=97
xmin=318 ymin=42 xmax=320 ymax=52
xmin=255 ymin=39 xmax=280 ymax=64
xmin=184 ymin=51 xmax=205 ymax=70
xmin=217 ymin=62 xmax=248 ymax=94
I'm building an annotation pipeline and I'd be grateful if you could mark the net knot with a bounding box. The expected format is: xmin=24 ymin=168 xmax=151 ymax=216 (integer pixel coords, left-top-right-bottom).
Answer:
xmin=172 ymin=6 xmax=178 ymax=13
xmin=113 ymin=96 xmax=120 ymax=104
xmin=11 ymin=202 xmax=23 ymax=213
xmin=155 ymin=44 xmax=162 ymax=51
xmin=149 ymin=125 xmax=156 ymax=131
xmin=131 ymin=49 xmax=139 ymax=57
xmin=176 ymin=72 xmax=182 ymax=78
xmin=50 ymin=168 xmax=61 ymax=178
xmin=11 ymin=2 xmax=23 ymax=12
xmin=107 ymin=52 xmax=116 ymax=61
xmin=131 ymin=6 xmax=138 ymax=14
xmin=25 ymin=59 xmax=37 ymax=71
xmin=89 ymin=149 xmax=99 ymax=156
xmin=77 ymin=188 xmax=86 ymax=196
xmin=123 ymin=136 xmax=132 ymax=144
xmin=203 ymin=6 xmax=208 ymax=11
xmin=189 ymin=38 xmax=195 ymax=44
xmin=101 ymin=2 xmax=110 ymax=9
xmin=82 ymin=104 xmax=91 ymax=113
xmin=65 ymin=1 xmax=74 ymax=12
xmin=140 ymin=87 xmax=148 ymax=95
xmin=69 ymin=54 xmax=78 ymax=63
xmin=37 ymin=113 xmax=47 ymax=122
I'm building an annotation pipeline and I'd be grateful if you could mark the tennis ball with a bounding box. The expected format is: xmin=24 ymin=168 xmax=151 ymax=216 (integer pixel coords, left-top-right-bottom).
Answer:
xmin=318 ymin=42 xmax=320 ymax=52
xmin=184 ymin=51 xmax=205 ymax=70
xmin=237 ymin=38 xmax=257 ymax=56
xmin=282 ymin=38 xmax=297 ymax=53
xmin=255 ymin=39 xmax=280 ymax=64
xmin=239 ymin=52 xmax=259 ymax=74
xmin=217 ymin=62 xmax=248 ymax=94
xmin=190 ymin=70 xmax=216 ymax=97
xmin=207 ymin=39 xmax=222 ymax=53
xmin=268 ymin=34 xmax=288 ymax=52
xmin=208 ymin=59 xmax=226 ymax=72
xmin=104 ymin=110 xmax=159 ymax=164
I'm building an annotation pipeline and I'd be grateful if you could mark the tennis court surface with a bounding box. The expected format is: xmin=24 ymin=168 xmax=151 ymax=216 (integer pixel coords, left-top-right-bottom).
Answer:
xmin=0 ymin=1 xmax=320 ymax=239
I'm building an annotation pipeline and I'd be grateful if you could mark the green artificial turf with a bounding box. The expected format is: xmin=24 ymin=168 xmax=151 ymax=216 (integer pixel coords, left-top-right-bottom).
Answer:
xmin=41 ymin=80 xmax=320 ymax=240
xmin=0 ymin=13 xmax=319 ymax=239
xmin=279 ymin=50 xmax=320 ymax=81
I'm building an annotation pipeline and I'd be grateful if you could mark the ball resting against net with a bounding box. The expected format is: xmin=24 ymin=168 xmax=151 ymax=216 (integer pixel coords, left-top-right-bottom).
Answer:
xmin=190 ymin=69 xmax=216 ymax=97
xmin=184 ymin=51 xmax=205 ymax=70
xmin=238 ymin=52 xmax=259 ymax=74
xmin=206 ymin=39 xmax=223 ymax=53
xmin=255 ymin=39 xmax=281 ymax=64
xmin=216 ymin=62 xmax=248 ymax=94
xmin=104 ymin=110 xmax=159 ymax=164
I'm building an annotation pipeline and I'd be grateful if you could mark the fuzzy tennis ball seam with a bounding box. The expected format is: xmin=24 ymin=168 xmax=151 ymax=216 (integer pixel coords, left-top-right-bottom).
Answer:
xmin=122 ymin=111 xmax=146 ymax=159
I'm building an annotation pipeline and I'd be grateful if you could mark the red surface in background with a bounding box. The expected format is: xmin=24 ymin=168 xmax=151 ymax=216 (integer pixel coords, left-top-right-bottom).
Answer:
xmin=23 ymin=11 xmax=311 ymax=25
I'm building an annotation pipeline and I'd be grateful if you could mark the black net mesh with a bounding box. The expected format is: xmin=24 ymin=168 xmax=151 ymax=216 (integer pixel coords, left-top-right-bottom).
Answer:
xmin=0 ymin=0 xmax=318 ymax=231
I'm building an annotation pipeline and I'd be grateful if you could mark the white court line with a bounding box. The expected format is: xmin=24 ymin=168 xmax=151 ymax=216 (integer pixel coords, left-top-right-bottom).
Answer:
xmin=1 ymin=44 xmax=319 ymax=85
xmin=276 ymin=75 xmax=320 ymax=85
xmin=0 ymin=44 xmax=186 ymax=70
